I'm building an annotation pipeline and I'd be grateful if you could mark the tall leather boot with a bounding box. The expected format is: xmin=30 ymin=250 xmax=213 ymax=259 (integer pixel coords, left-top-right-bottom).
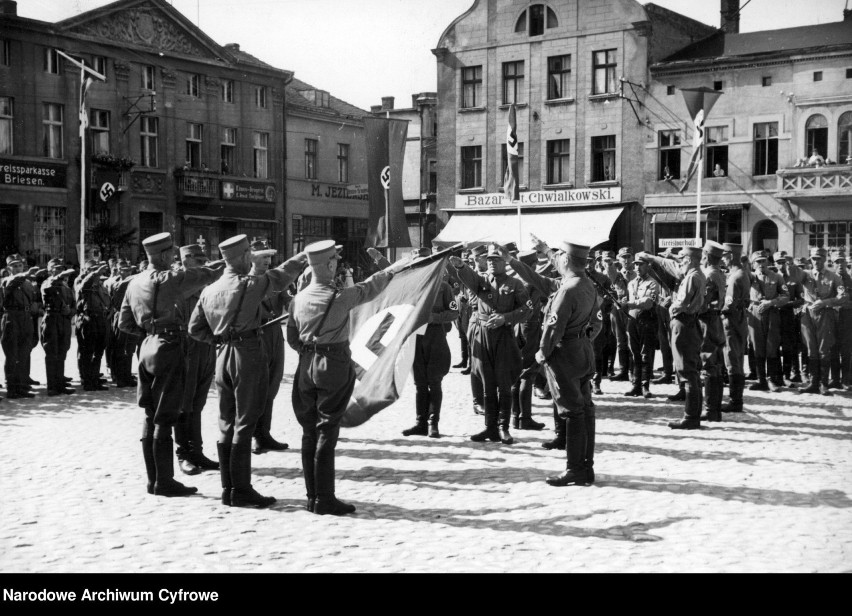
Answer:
xmin=768 ymin=357 xmax=784 ymax=392
xmin=827 ymin=349 xmax=842 ymax=388
xmin=722 ymin=374 xmax=745 ymax=412
xmin=611 ymin=349 xmax=630 ymax=381
xmin=798 ymin=359 xmax=821 ymax=394
xmin=188 ymin=410 xmax=219 ymax=470
xmin=174 ymin=414 xmax=200 ymax=476
xmin=546 ymin=414 xmax=588 ymax=486
xmin=470 ymin=373 xmax=484 ymax=415
xmin=748 ymin=357 xmax=769 ymax=391
xmin=301 ymin=430 xmax=317 ymax=512
xmin=497 ymin=390 xmax=514 ymax=444
xmin=54 ymin=356 xmax=73 ymax=394
xmin=141 ymin=435 xmax=156 ymax=495
xmin=427 ymin=383 xmax=442 ymax=438
xmin=217 ymin=442 xmax=232 ymax=505
xmin=700 ymin=376 xmax=723 ymax=422
xmin=819 ymin=357 xmax=834 ymax=396
xmin=470 ymin=396 xmax=500 ymax=442
xmin=518 ymin=377 xmax=544 ymax=430
xmin=626 ymin=364 xmax=643 ymax=396
xmin=542 ymin=406 xmax=566 ymax=449
xmin=403 ymin=385 xmax=430 ymax=436
xmin=510 ymin=382 xmax=522 ymax=429
xmin=667 ymin=381 xmax=686 ymax=402
xmin=152 ymin=432 xmax=197 ymax=497
xmin=584 ymin=410 xmax=596 ymax=485
xmin=745 ymin=346 xmax=757 ymax=380
xmin=230 ymin=440 xmax=275 ymax=508
xmin=669 ymin=376 xmax=701 ymax=429
xmin=313 ymin=424 xmax=355 ymax=516
xmin=453 ymin=336 xmax=469 ymax=369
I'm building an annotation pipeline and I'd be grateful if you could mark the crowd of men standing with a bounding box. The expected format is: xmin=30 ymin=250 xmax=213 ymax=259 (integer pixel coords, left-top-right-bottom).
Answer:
xmin=1 ymin=232 xmax=850 ymax=503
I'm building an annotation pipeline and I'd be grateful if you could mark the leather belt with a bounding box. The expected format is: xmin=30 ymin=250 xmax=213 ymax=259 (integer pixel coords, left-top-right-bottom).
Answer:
xmin=219 ymin=328 xmax=260 ymax=343
xmin=146 ymin=323 xmax=187 ymax=335
xmin=673 ymin=313 xmax=697 ymax=322
xmin=300 ymin=341 xmax=348 ymax=354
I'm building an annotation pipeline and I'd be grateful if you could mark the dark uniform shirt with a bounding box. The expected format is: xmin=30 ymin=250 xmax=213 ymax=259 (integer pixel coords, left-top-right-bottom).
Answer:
xmin=41 ymin=276 xmax=75 ymax=316
xmin=626 ymin=275 xmax=659 ymax=319
xmin=540 ymin=271 xmax=599 ymax=359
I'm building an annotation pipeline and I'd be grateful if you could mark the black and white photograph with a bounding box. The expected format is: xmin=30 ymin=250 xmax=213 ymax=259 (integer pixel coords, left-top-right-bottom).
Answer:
xmin=0 ymin=0 xmax=850 ymax=581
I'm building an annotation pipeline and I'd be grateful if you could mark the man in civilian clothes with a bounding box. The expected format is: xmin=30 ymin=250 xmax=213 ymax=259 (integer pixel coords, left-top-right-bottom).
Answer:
xmin=402 ymin=248 xmax=459 ymax=438
xmin=250 ymin=239 xmax=292 ymax=454
xmin=189 ymin=235 xmax=305 ymax=508
xmin=286 ymin=240 xmax=405 ymax=515
xmin=119 ymin=232 xmax=225 ymax=498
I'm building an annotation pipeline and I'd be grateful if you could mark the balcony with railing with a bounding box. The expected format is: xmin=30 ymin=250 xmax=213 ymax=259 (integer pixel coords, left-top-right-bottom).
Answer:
xmin=174 ymin=169 xmax=219 ymax=199
xmin=776 ymin=165 xmax=852 ymax=200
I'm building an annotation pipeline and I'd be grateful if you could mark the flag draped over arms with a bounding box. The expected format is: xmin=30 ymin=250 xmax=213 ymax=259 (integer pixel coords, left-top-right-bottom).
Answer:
xmin=342 ymin=256 xmax=448 ymax=427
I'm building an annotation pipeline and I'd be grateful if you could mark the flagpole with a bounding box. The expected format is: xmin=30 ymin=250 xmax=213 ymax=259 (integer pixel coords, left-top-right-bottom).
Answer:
xmin=696 ymin=143 xmax=703 ymax=242
xmin=79 ymin=65 xmax=86 ymax=266
xmin=517 ymin=201 xmax=522 ymax=248
xmin=384 ymin=185 xmax=391 ymax=261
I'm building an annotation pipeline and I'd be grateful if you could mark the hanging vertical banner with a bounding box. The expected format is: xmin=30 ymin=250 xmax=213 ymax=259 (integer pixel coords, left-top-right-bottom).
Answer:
xmin=364 ymin=116 xmax=410 ymax=249
xmin=503 ymin=103 xmax=519 ymax=202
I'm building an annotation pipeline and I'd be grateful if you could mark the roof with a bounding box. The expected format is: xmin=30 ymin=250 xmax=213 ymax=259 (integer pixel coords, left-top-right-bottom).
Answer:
xmin=286 ymin=76 xmax=369 ymax=120
xmin=661 ymin=20 xmax=852 ymax=65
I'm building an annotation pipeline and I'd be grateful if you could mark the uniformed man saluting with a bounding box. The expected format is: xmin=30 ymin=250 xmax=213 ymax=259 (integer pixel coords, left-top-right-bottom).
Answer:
xmin=189 ymin=235 xmax=306 ymax=508
xmin=286 ymin=240 xmax=406 ymax=515
xmin=40 ymin=258 xmax=77 ymax=396
xmin=449 ymin=244 xmax=531 ymax=445
xmin=1 ymin=254 xmax=41 ymax=399
xmin=119 ymin=232 xmax=226 ymax=498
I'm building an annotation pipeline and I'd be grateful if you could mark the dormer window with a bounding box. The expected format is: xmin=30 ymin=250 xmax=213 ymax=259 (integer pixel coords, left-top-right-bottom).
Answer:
xmin=515 ymin=4 xmax=558 ymax=36
xmin=302 ymin=89 xmax=330 ymax=108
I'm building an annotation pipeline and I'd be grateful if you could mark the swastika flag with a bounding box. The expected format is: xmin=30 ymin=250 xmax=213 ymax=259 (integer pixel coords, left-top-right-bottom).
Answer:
xmin=341 ymin=255 xmax=448 ymax=427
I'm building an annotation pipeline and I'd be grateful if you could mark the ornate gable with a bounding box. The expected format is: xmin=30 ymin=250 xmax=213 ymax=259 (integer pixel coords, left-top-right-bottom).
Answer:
xmin=62 ymin=1 xmax=221 ymax=59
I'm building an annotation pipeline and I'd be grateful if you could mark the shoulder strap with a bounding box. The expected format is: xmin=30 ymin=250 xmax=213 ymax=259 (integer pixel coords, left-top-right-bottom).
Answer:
xmin=310 ymin=291 xmax=337 ymax=343
xmin=227 ymin=277 xmax=250 ymax=334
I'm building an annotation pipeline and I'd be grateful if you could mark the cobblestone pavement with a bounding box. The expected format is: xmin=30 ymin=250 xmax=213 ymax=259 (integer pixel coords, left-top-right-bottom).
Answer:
xmin=1 ymin=334 xmax=850 ymax=573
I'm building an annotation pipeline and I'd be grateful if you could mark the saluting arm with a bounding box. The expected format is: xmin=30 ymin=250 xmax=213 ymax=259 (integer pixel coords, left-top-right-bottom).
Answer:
xmin=285 ymin=304 xmax=302 ymax=353
xmin=508 ymin=255 xmax=560 ymax=296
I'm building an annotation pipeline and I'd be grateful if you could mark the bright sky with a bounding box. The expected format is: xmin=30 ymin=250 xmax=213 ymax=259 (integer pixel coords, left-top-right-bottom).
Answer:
xmin=17 ymin=0 xmax=850 ymax=111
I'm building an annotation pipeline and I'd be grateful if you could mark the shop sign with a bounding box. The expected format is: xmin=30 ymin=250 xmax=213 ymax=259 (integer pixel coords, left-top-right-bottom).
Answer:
xmin=658 ymin=238 xmax=701 ymax=248
xmin=455 ymin=186 xmax=621 ymax=208
xmin=310 ymin=183 xmax=368 ymax=201
xmin=222 ymin=180 xmax=276 ymax=202
xmin=0 ymin=158 xmax=67 ymax=188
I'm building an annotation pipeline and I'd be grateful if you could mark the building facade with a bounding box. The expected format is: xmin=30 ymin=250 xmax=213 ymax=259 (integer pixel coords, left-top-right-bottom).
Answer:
xmin=0 ymin=0 xmax=291 ymax=264
xmin=370 ymin=93 xmax=439 ymax=248
xmin=431 ymin=0 xmax=715 ymax=252
xmin=644 ymin=5 xmax=852 ymax=256
xmin=285 ymin=78 xmax=371 ymax=272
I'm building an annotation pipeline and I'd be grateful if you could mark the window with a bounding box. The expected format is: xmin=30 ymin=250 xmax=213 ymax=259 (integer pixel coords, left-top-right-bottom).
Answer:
xmin=185 ymin=123 xmax=202 ymax=169
xmin=813 ymin=71 xmax=823 ymax=82
xmin=591 ymin=135 xmax=616 ymax=182
xmin=762 ymin=76 xmax=772 ymax=87
xmin=337 ymin=143 xmax=349 ymax=183
xmin=90 ymin=109 xmax=110 ymax=155
xmin=838 ymin=111 xmax=852 ymax=164
xmin=302 ymin=89 xmax=330 ymax=107
xmin=547 ymin=55 xmax=571 ymax=100
xmin=666 ymin=85 xmax=675 ymax=96
xmin=705 ymin=126 xmax=729 ymax=177
xmin=713 ymin=80 xmax=723 ymax=91
xmin=1 ymin=39 xmax=9 ymax=66
xmin=809 ymin=221 xmax=851 ymax=257
xmin=461 ymin=145 xmax=482 ymax=189
xmin=805 ymin=114 xmax=828 ymax=159
xmin=42 ymin=103 xmax=63 ymax=158
xmin=222 ymin=79 xmax=234 ymax=103
xmin=44 ymin=48 xmax=59 ymax=74
xmin=255 ymin=86 xmax=267 ymax=108
xmin=253 ymin=131 xmax=268 ymax=179
xmin=753 ymin=122 xmax=779 ymax=176
xmin=502 ymin=142 xmax=526 ymax=185
xmin=592 ymin=49 xmax=617 ymax=95
xmin=305 ymin=138 xmax=317 ymax=179
xmin=221 ymin=127 xmax=236 ymax=174
xmin=428 ymin=160 xmax=437 ymax=193
xmin=0 ymin=97 xmax=12 ymax=155
xmin=515 ymin=5 xmax=558 ymax=35
xmin=140 ymin=116 xmax=158 ymax=168
xmin=658 ymin=130 xmax=681 ymax=180
xmin=34 ymin=207 xmax=65 ymax=266
xmin=92 ymin=56 xmax=106 ymax=78
xmin=187 ymin=74 xmax=201 ymax=97
xmin=502 ymin=61 xmax=524 ymax=105
xmin=142 ymin=65 xmax=155 ymax=90
xmin=461 ymin=66 xmax=482 ymax=108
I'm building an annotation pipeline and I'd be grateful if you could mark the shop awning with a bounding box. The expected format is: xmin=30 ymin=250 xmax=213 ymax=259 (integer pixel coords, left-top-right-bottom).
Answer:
xmin=432 ymin=206 xmax=625 ymax=249
xmin=651 ymin=211 xmax=708 ymax=223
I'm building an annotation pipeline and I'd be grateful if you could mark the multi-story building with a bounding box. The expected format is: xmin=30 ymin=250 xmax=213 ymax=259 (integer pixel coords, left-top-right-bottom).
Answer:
xmin=644 ymin=2 xmax=852 ymax=256
xmin=431 ymin=0 xmax=715 ymax=252
xmin=0 ymin=0 xmax=292 ymax=264
xmin=370 ymin=93 xmax=439 ymax=249
xmin=285 ymin=77 xmax=371 ymax=271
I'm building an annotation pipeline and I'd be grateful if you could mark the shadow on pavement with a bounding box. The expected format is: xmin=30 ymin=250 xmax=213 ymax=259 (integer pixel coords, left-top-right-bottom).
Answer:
xmin=0 ymin=390 xmax=137 ymax=423
xmin=594 ymin=440 xmax=824 ymax=467
xmin=611 ymin=474 xmax=852 ymax=508
xmin=350 ymin=501 xmax=695 ymax=542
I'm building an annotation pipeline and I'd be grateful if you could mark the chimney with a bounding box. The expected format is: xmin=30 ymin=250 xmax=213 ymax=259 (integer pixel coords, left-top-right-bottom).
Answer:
xmin=720 ymin=0 xmax=740 ymax=34
xmin=224 ymin=43 xmax=240 ymax=52
xmin=844 ymin=8 xmax=852 ymax=21
xmin=0 ymin=1 xmax=17 ymax=15
xmin=370 ymin=105 xmax=382 ymax=114
xmin=381 ymin=96 xmax=395 ymax=111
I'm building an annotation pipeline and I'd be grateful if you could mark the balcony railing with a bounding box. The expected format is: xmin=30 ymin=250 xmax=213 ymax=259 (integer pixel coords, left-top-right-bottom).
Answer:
xmin=174 ymin=169 xmax=219 ymax=198
xmin=776 ymin=165 xmax=852 ymax=198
